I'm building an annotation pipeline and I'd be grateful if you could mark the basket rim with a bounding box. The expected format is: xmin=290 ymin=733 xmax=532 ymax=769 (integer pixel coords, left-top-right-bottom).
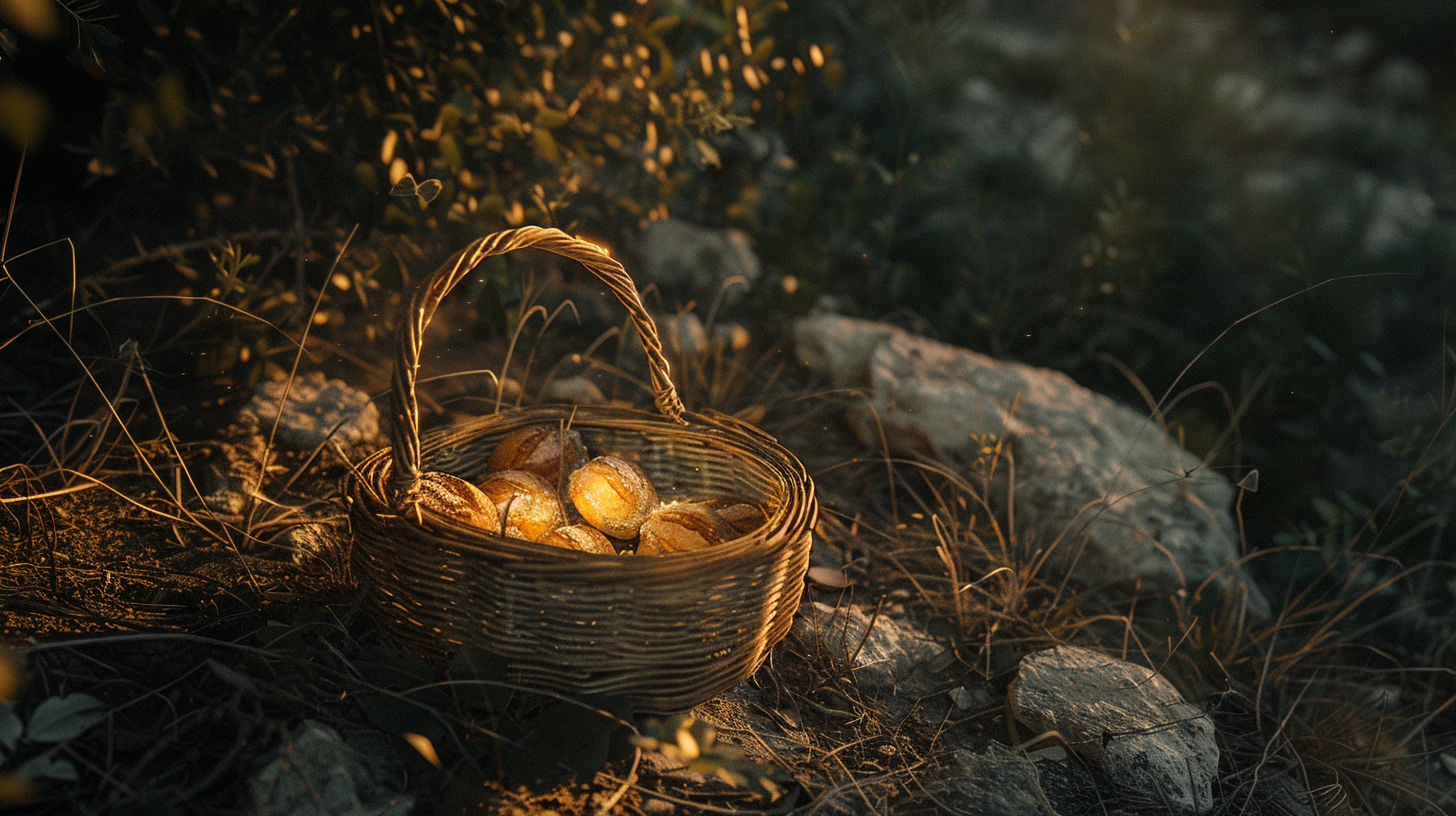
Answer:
xmin=348 ymin=403 xmax=815 ymax=570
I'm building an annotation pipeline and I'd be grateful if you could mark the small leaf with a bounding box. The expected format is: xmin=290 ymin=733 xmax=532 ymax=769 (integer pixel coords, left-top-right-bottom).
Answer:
xmin=0 ymin=0 xmax=60 ymax=40
xmin=0 ymin=705 xmax=21 ymax=755
xmin=402 ymin=732 xmax=441 ymax=767
xmin=15 ymin=756 xmax=78 ymax=783
xmin=1310 ymin=496 xmax=1341 ymax=527
xmin=414 ymin=178 xmax=442 ymax=204
xmin=0 ymin=80 xmax=51 ymax=149
xmin=237 ymin=158 xmax=275 ymax=180
xmin=0 ymin=651 xmax=19 ymax=700
xmin=80 ymin=20 xmax=120 ymax=47
xmin=25 ymin=694 xmax=105 ymax=743
xmin=389 ymin=173 xmax=419 ymax=196
xmin=695 ymin=138 xmax=720 ymax=168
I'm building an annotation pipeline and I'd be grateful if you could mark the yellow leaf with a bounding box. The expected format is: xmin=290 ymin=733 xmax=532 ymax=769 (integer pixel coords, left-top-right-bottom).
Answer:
xmin=0 ymin=773 xmax=35 ymax=806
xmin=156 ymin=72 xmax=189 ymax=131
xmin=0 ymin=80 xmax=50 ymax=148
xmin=0 ymin=0 xmax=59 ymax=40
xmin=0 ymin=650 xmax=19 ymax=700
xmin=531 ymin=127 xmax=560 ymax=163
xmin=402 ymin=733 xmax=441 ymax=767
xmin=237 ymin=158 xmax=275 ymax=180
xmin=438 ymin=132 xmax=462 ymax=172
xmin=532 ymin=107 xmax=569 ymax=130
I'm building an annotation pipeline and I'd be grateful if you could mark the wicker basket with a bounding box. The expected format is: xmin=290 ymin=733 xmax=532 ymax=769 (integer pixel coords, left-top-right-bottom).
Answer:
xmin=346 ymin=227 xmax=815 ymax=714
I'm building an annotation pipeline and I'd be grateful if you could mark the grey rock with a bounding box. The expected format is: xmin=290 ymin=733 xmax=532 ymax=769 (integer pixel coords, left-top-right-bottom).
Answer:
xmin=789 ymin=601 xmax=949 ymax=723
xmin=244 ymin=371 xmax=380 ymax=451
xmin=793 ymin=315 xmax=1268 ymax=617
xmin=946 ymin=81 xmax=1086 ymax=192
xmin=949 ymin=684 xmax=996 ymax=714
xmin=284 ymin=521 xmax=349 ymax=570
xmin=1212 ymin=72 xmax=1267 ymax=115
xmin=204 ymin=442 xmax=264 ymax=516
xmin=945 ymin=743 xmax=1059 ymax=816
xmin=662 ymin=312 xmax=709 ymax=359
xmin=1010 ymin=646 xmax=1217 ymax=816
xmin=203 ymin=417 xmax=267 ymax=516
xmin=635 ymin=219 xmax=762 ymax=300
xmin=1029 ymin=747 xmax=1104 ymax=816
xmin=1329 ymin=30 xmax=1376 ymax=71
xmin=1369 ymin=58 xmax=1429 ymax=108
xmin=540 ymin=375 xmax=606 ymax=405
xmin=250 ymin=720 xmax=412 ymax=816
xmin=1359 ymin=177 xmax=1435 ymax=258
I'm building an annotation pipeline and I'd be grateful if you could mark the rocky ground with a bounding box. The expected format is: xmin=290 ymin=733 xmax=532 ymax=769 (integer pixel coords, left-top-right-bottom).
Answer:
xmin=2 ymin=231 xmax=1453 ymax=813
xmin=3 ymin=1 xmax=1456 ymax=814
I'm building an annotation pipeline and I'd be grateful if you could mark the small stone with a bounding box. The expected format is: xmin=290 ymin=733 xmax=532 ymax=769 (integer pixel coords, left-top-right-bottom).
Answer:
xmin=1010 ymin=646 xmax=1217 ymax=816
xmin=636 ymin=219 xmax=762 ymax=300
xmin=540 ymin=376 xmax=606 ymax=405
xmin=791 ymin=601 xmax=948 ymax=724
xmin=946 ymin=743 xmax=1059 ymax=816
xmin=663 ymin=312 xmax=709 ymax=358
xmin=948 ymin=684 xmax=994 ymax=712
xmin=203 ymin=422 xmax=267 ymax=516
xmin=244 ymin=371 xmax=380 ymax=451
xmin=250 ymin=720 xmax=412 ymax=816
xmin=806 ymin=565 xmax=850 ymax=588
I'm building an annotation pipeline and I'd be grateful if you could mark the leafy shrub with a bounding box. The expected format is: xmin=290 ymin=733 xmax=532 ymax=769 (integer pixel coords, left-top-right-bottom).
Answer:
xmin=1 ymin=0 xmax=814 ymax=257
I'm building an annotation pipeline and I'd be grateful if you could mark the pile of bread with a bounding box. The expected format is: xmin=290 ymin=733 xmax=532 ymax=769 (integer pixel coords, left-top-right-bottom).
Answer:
xmin=414 ymin=424 xmax=765 ymax=554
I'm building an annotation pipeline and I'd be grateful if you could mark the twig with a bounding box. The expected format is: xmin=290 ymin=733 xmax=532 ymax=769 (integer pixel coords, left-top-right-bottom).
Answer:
xmin=596 ymin=745 xmax=640 ymax=815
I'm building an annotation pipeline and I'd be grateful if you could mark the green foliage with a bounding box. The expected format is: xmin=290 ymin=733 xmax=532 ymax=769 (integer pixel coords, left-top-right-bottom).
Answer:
xmin=759 ymin=0 xmax=1456 ymax=601
xmin=634 ymin=714 xmax=789 ymax=799
xmin=0 ymin=693 xmax=107 ymax=785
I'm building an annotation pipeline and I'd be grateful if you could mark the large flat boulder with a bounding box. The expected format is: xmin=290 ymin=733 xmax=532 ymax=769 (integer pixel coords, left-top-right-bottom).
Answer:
xmin=793 ymin=314 xmax=1267 ymax=616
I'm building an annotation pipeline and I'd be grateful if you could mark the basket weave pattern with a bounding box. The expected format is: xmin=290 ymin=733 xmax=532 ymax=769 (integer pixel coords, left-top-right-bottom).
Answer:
xmin=346 ymin=227 xmax=815 ymax=713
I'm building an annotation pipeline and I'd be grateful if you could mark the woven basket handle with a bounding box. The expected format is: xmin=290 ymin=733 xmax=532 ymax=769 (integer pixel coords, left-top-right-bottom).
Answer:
xmin=389 ymin=226 xmax=685 ymax=508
